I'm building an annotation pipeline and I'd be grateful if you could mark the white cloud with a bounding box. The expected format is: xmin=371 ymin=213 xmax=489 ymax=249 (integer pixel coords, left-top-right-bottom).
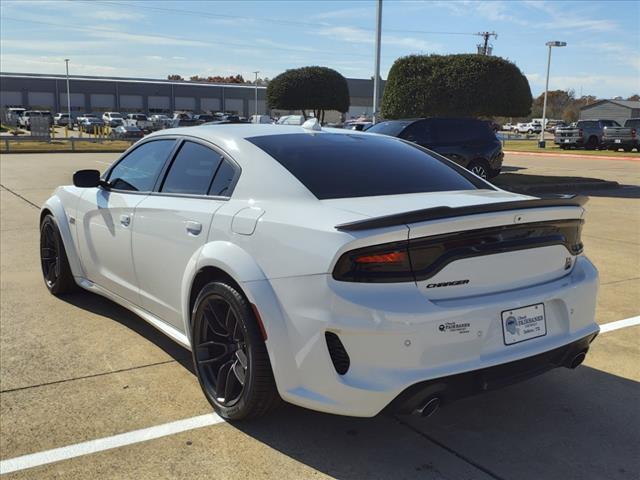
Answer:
xmin=92 ymin=10 xmax=145 ymax=21
xmin=317 ymin=26 xmax=441 ymax=53
xmin=86 ymin=29 xmax=211 ymax=47
xmin=310 ymin=6 xmax=373 ymax=21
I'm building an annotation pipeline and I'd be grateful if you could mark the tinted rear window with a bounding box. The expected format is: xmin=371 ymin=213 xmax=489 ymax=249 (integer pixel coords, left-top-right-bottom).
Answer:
xmin=626 ymin=119 xmax=640 ymax=128
xmin=247 ymin=133 xmax=482 ymax=200
xmin=366 ymin=121 xmax=412 ymax=137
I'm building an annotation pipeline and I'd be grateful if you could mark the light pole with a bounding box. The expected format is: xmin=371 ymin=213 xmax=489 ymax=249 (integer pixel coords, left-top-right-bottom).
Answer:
xmin=372 ymin=0 xmax=382 ymax=124
xmin=253 ymin=71 xmax=259 ymax=120
xmin=65 ymin=59 xmax=71 ymax=128
xmin=539 ymin=41 xmax=566 ymax=148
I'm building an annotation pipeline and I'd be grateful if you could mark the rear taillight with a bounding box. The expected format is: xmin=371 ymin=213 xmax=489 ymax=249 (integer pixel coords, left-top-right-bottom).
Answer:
xmin=632 ymin=128 xmax=637 ymax=138
xmin=332 ymin=220 xmax=584 ymax=283
xmin=578 ymin=129 xmax=583 ymax=137
xmin=332 ymin=242 xmax=413 ymax=283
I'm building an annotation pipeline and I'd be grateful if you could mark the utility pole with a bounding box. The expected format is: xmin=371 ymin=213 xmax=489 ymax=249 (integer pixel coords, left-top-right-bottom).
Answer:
xmin=253 ymin=71 xmax=259 ymax=119
xmin=475 ymin=31 xmax=497 ymax=55
xmin=372 ymin=0 xmax=382 ymax=124
xmin=64 ymin=59 xmax=71 ymax=126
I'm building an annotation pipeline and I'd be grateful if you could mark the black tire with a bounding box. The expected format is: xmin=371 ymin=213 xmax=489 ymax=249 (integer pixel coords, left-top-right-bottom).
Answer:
xmin=488 ymin=167 xmax=501 ymax=179
xmin=585 ymin=136 xmax=598 ymax=150
xmin=191 ymin=281 xmax=280 ymax=420
xmin=40 ymin=214 xmax=77 ymax=295
xmin=468 ymin=159 xmax=490 ymax=180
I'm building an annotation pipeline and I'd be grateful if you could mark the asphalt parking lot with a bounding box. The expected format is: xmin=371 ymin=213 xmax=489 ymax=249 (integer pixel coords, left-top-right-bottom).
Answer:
xmin=1 ymin=151 xmax=638 ymax=479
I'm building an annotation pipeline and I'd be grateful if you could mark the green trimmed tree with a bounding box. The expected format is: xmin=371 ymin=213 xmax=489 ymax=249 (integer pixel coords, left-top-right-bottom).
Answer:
xmin=381 ymin=54 xmax=532 ymax=119
xmin=267 ymin=66 xmax=349 ymax=123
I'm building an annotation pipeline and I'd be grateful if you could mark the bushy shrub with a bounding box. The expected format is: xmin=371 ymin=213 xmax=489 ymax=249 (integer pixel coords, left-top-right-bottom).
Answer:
xmin=381 ymin=54 xmax=532 ymax=119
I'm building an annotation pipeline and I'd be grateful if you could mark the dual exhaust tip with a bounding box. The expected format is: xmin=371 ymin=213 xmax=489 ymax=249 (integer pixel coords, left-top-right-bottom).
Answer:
xmin=413 ymin=396 xmax=441 ymax=418
xmin=411 ymin=349 xmax=588 ymax=418
xmin=567 ymin=350 xmax=587 ymax=369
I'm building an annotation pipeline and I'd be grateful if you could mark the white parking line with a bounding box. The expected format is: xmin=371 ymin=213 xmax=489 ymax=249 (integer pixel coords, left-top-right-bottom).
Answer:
xmin=1 ymin=316 xmax=638 ymax=475
xmin=599 ymin=316 xmax=640 ymax=334
xmin=0 ymin=413 xmax=224 ymax=475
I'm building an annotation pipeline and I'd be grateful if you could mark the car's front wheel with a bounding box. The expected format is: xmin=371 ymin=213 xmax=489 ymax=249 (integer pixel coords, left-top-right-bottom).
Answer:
xmin=40 ymin=214 xmax=77 ymax=295
xmin=191 ymin=281 xmax=280 ymax=420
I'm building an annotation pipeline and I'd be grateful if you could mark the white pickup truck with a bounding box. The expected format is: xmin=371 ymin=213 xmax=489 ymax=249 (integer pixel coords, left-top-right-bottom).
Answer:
xmin=124 ymin=113 xmax=153 ymax=131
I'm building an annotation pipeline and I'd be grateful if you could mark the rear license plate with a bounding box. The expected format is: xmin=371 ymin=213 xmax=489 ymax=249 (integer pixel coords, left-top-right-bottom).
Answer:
xmin=615 ymin=139 xmax=621 ymax=143
xmin=564 ymin=139 xmax=570 ymax=143
xmin=501 ymin=303 xmax=546 ymax=345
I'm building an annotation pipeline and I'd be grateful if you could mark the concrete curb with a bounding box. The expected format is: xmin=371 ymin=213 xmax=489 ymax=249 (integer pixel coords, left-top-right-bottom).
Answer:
xmin=497 ymin=180 xmax=620 ymax=194
xmin=504 ymin=150 xmax=639 ymax=161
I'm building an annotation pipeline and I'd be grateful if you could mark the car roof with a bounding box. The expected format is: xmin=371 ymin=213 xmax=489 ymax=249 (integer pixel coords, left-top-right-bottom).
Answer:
xmin=145 ymin=123 xmax=370 ymax=143
xmin=140 ymin=124 xmax=379 ymax=202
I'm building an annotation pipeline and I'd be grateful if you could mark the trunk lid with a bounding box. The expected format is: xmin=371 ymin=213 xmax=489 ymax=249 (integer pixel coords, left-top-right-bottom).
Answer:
xmin=328 ymin=190 xmax=585 ymax=300
xmin=408 ymin=205 xmax=584 ymax=300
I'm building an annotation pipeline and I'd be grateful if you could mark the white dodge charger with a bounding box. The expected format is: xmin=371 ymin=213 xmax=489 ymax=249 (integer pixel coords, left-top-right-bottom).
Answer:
xmin=40 ymin=122 xmax=599 ymax=420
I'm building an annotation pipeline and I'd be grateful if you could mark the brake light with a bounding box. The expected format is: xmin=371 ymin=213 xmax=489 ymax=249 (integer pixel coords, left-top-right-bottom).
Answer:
xmin=578 ymin=129 xmax=583 ymax=137
xmin=355 ymin=251 xmax=406 ymax=264
xmin=333 ymin=242 xmax=413 ymax=283
xmin=632 ymin=128 xmax=637 ymax=138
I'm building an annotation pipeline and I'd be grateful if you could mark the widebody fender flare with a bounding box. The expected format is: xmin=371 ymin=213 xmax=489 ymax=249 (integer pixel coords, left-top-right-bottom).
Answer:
xmin=180 ymin=241 xmax=299 ymax=396
xmin=41 ymin=194 xmax=85 ymax=279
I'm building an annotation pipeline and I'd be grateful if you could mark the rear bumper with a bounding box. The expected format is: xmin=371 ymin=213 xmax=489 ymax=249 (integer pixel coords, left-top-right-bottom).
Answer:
xmin=389 ymin=331 xmax=597 ymax=414
xmin=246 ymin=256 xmax=599 ymax=417
xmin=602 ymin=138 xmax=638 ymax=148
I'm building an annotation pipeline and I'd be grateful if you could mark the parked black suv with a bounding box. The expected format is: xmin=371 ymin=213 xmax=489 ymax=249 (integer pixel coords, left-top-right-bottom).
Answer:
xmin=367 ymin=118 xmax=503 ymax=179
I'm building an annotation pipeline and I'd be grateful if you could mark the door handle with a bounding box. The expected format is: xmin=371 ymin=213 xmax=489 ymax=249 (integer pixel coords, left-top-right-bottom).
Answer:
xmin=186 ymin=221 xmax=202 ymax=235
xmin=120 ymin=214 xmax=131 ymax=227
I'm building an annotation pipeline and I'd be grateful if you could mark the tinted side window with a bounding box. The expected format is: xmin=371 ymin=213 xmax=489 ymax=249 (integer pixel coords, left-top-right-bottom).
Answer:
xmin=578 ymin=121 xmax=597 ymax=129
xmin=431 ymin=119 xmax=494 ymax=143
xmin=108 ymin=140 xmax=175 ymax=191
xmin=401 ymin=122 xmax=432 ymax=144
xmin=208 ymin=159 xmax=237 ymax=197
xmin=161 ymin=141 xmax=222 ymax=195
xmin=367 ymin=120 xmax=412 ymax=137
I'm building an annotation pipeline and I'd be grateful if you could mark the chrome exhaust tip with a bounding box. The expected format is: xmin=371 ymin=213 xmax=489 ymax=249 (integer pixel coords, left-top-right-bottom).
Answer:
xmin=413 ymin=397 xmax=441 ymax=417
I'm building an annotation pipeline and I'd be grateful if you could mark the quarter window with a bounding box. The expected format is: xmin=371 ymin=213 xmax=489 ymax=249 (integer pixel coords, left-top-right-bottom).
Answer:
xmin=107 ymin=139 xmax=175 ymax=192
xmin=161 ymin=141 xmax=222 ymax=195
xmin=208 ymin=159 xmax=237 ymax=197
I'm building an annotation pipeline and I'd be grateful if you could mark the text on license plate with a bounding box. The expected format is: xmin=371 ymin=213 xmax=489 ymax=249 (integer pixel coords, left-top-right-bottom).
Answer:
xmin=501 ymin=303 xmax=546 ymax=345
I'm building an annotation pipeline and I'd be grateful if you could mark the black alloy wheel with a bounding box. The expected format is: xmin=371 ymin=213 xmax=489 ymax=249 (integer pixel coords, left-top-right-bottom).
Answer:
xmin=191 ymin=282 xmax=280 ymax=420
xmin=468 ymin=160 xmax=489 ymax=180
xmin=40 ymin=214 xmax=76 ymax=295
xmin=194 ymin=294 xmax=248 ymax=407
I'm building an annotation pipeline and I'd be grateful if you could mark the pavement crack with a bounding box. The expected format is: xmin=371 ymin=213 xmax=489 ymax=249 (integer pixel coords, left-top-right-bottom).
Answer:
xmin=0 ymin=184 xmax=40 ymax=209
xmin=0 ymin=358 xmax=189 ymax=394
xmin=601 ymin=277 xmax=640 ymax=286
xmin=393 ymin=414 xmax=506 ymax=480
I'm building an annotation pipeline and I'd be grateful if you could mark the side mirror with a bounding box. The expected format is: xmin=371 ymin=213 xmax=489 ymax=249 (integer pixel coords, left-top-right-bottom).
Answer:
xmin=73 ymin=169 xmax=101 ymax=188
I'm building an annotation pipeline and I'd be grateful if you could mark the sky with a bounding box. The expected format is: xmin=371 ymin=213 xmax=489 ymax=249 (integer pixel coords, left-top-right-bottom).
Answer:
xmin=1 ymin=0 xmax=639 ymax=99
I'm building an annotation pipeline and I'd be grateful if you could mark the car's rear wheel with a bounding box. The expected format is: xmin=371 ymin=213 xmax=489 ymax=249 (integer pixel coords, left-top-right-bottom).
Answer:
xmin=585 ymin=136 xmax=598 ymax=150
xmin=468 ymin=160 xmax=490 ymax=180
xmin=191 ymin=282 xmax=280 ymax=420
xmin=40 ymin=214 xmax=77 ymax=295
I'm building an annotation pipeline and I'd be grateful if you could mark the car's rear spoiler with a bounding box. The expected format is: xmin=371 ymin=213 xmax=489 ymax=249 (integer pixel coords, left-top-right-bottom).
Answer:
xmin=335 ymin=195 xmax=588 ymax=232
